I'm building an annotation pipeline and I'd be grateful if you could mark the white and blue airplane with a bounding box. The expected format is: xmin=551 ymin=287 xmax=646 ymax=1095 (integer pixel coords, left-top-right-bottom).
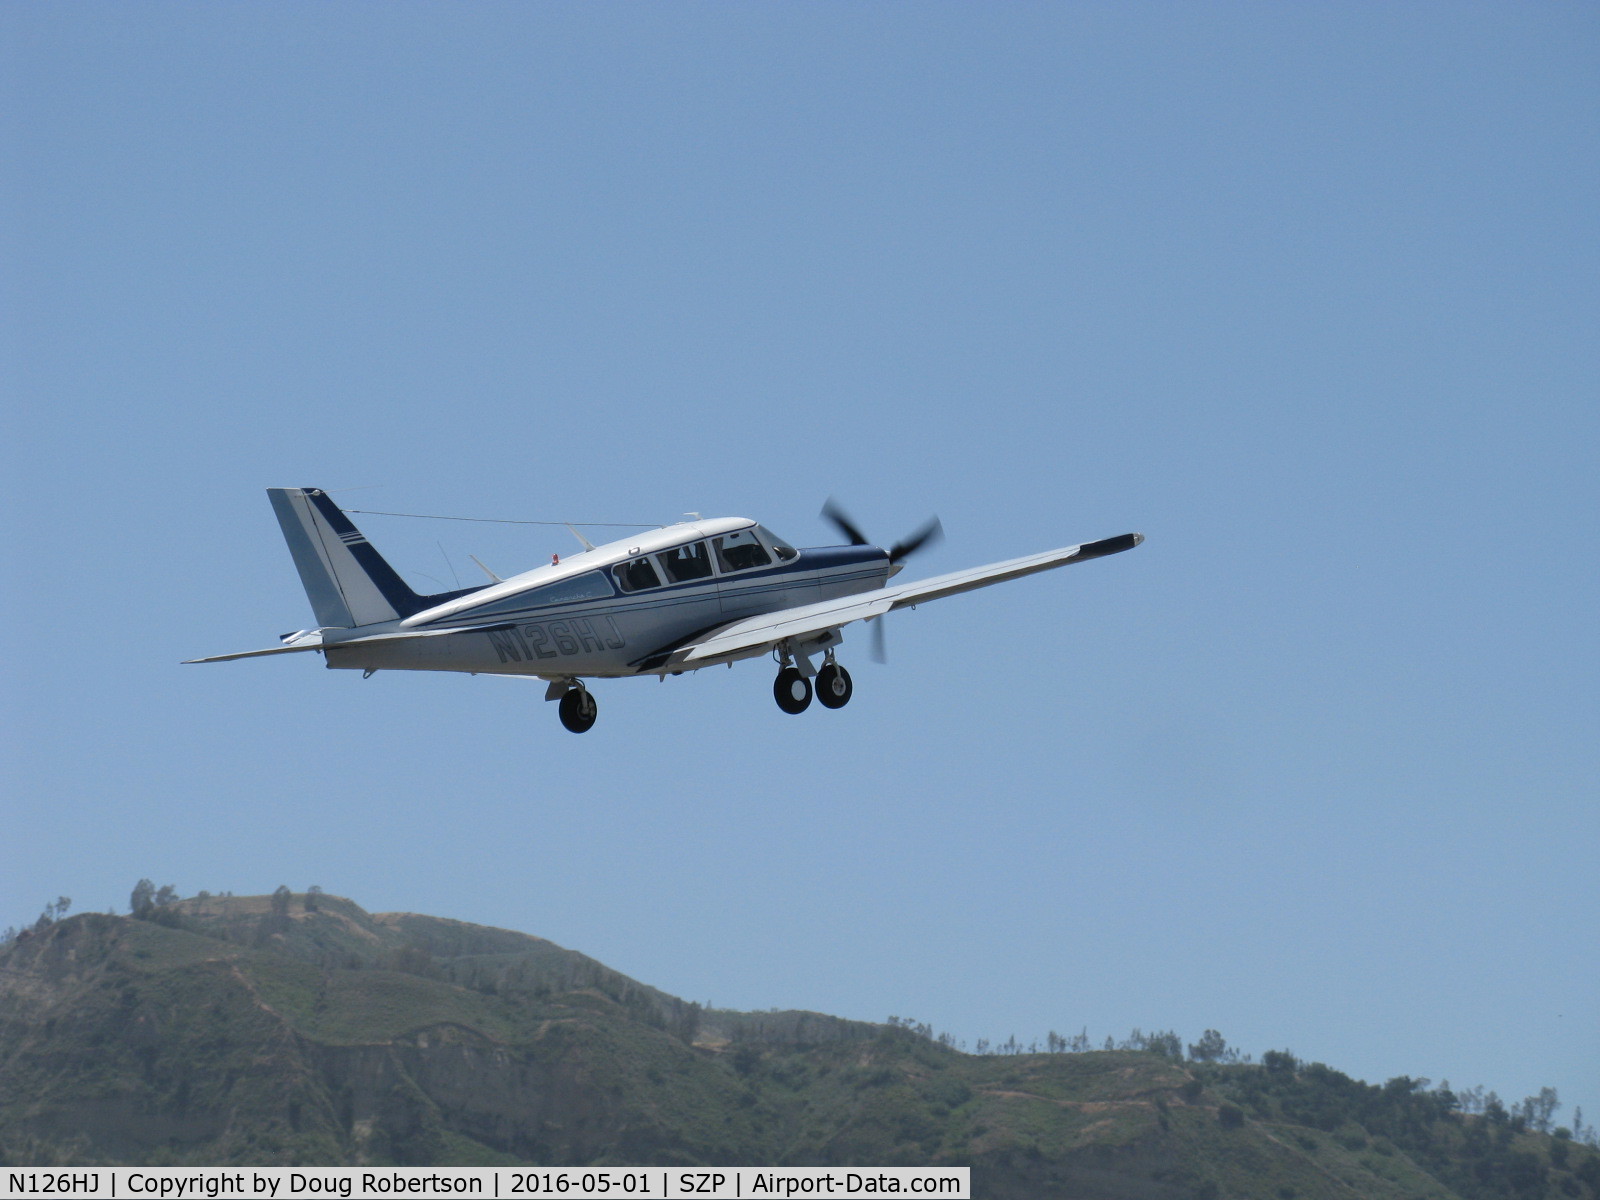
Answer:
xmin=188 ymin=489 xmax=1143 ymax=732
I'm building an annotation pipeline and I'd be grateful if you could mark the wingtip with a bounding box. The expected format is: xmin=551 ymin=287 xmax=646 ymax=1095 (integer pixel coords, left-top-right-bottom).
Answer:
xmin=1075 ymin=532 xmax=1144 ymax=560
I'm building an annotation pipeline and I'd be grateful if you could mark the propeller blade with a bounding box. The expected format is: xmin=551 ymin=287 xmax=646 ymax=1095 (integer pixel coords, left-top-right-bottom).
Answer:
xmin=870 ymin=616 xmax=888 ymax=664
xmin=889 ymin=516 xmax=943 ymax=563
xmin=820 ymin=498 xmax=871 ymax=546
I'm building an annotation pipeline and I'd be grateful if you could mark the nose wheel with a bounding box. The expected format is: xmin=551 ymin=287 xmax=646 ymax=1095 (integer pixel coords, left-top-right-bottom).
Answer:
xmin=558 ymin=686 xmax=598 ymax=733
xmin=773 ymin=667 xmax=813 ymax=714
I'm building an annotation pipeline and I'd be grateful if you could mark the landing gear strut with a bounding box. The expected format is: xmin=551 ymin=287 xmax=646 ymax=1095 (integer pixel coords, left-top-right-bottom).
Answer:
xmin=558 ymin=685 xmax=598 ymax=733
xmin=773 ymin=667 xmax=812 ymax=714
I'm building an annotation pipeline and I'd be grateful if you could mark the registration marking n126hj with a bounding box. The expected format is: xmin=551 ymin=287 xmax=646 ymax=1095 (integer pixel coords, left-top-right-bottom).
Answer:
xmin=488 ymin=618 xmax=627 ymax=663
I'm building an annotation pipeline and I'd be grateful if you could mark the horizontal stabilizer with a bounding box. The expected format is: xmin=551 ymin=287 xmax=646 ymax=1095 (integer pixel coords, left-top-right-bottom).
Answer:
xmin=184 ymin=641 xmax=326 ymax=664
xmin=184 ymin=621 xmax=518 ymax=665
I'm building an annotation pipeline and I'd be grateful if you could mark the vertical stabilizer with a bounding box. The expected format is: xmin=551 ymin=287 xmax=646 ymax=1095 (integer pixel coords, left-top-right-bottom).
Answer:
xmin=268 ymin=488 xmax=426 ymax=628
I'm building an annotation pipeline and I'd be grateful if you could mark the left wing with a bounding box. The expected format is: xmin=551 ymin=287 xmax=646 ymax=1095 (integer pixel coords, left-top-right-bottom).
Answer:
xmin=672 ymin=532 xmax=1142 ymax=667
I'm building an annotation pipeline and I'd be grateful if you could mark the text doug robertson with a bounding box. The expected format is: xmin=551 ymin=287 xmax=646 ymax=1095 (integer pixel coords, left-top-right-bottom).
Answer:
xmin=118 ymin=1175 xmax=482 ymax=1198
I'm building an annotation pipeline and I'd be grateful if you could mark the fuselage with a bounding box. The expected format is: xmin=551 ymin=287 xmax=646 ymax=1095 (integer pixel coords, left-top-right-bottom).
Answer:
xmin=321 ymin=518 xmax=891 ymax=679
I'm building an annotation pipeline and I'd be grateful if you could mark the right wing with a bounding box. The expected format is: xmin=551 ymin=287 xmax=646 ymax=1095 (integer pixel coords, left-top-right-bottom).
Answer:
xmin=671 ymin=532 xmax=1143 ymax=668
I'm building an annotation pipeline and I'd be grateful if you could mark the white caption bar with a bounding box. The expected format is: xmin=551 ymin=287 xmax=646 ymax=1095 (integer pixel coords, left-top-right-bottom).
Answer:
xmin=1 ymin=1169 xmax=970 ymax=1200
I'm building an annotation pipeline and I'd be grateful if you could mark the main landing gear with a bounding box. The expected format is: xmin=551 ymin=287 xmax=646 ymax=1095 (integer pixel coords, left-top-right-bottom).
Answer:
xmin=816 ymin=661 xmax=853 ymax=709
xmin=774 ymin=667 xmax=812 ymax=714
xmin=773 ymin=652 xmax=852 ymax=715
xmin=558 ymin=684 xmax=598 ymax=733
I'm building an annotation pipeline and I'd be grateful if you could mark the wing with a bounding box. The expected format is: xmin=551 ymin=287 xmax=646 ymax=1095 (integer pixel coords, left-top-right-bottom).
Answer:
xmin=671 ymin=532 xmax=1143 ymax=667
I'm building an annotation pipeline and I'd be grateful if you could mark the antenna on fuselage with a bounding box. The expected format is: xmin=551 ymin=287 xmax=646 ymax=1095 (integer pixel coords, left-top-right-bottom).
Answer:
xmin=469 ymin=555 xmax=503 ymax=583
xmin=564 ymin=524 xmax=597 ymax=552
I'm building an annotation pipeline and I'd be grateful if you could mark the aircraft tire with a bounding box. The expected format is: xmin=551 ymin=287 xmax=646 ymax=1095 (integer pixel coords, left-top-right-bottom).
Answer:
xmin=773 ymin=667 xmax=813 ymax=714
xmin=558 ymin=687 xmax=598 ymax=733
xmin=815 ymin=663 xmax=852 ymax=709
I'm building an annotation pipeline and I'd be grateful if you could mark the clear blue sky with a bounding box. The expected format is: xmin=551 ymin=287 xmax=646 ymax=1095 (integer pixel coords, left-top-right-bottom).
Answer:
xmin=5 ymin=2 xmax=1596 ymax=1122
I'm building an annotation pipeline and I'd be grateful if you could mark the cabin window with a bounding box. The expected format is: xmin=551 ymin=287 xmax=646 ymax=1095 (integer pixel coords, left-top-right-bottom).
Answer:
xmin=713 ymin=529 xmax=772 ymax=573
xmin=613 ymin=557 xmax=661 ymax=593
xmin=755 ymin=525 xmax=799 ymax=562
xmin=657 ymin=540 xmax=714 ymax=583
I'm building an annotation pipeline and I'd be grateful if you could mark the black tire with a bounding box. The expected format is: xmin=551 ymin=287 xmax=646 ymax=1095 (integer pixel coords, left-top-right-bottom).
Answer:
xmin=773 ymin=667 xmax=813 ymax=714
xmin=558 ymin=687 xmax=598 ymax=733
xmin=815 ymin=663 xmax=853 ymax=709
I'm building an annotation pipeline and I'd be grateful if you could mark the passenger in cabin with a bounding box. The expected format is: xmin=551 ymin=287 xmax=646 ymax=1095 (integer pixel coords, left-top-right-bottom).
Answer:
xmin=615 ymin=557 xmax=660 ymax=592
xmin=659 ymin=542 xmax=714 ymax=583
xmin=714 ymin=530 xmax=772 ymax=573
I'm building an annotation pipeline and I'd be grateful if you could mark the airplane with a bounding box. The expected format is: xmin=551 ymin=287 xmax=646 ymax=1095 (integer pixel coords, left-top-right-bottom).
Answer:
xmin=187 ymin=488 xmax=1144 ymax=732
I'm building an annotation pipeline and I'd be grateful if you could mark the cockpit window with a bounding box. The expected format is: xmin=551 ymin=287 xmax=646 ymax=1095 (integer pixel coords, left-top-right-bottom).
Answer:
xmin=713 ymin=529 xmax=772 ymax=573
xmin=657 ymin=540 xmax=715 ymax=584
xmin=613 ymin=556 xmax=661 ymax=593
xmin=755 ymin=525 xmax=798 ymax=562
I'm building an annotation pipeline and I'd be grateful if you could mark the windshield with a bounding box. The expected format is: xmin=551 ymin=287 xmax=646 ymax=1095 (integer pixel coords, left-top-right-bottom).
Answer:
xmin=754 ymin=525 xmax=798 ymax=561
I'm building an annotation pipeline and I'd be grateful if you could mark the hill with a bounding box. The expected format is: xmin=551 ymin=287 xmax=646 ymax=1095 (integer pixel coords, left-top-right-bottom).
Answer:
xmin=1 ymin=894 xmax=1593 ymax=1199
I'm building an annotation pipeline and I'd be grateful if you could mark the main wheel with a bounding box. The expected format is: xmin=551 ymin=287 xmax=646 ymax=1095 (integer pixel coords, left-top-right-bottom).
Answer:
xmin=773 ymin=667 xmax=813 ymax=714
xmin=558 ymin=687 xmax=598 ymax=733
xmin=815 ymin=663 xmax=853 ymax=709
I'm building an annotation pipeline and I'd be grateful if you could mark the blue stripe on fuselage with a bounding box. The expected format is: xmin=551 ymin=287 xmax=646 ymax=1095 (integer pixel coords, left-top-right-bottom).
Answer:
xmin=792 ymin=545 xmax=890 ymax=571
xmin=420 ymin=544 xmax=888 ymax=627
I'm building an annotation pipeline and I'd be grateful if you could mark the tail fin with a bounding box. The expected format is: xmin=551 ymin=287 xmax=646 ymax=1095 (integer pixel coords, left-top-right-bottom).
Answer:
xmin=268 ymin=488 xmax=467 ymax=628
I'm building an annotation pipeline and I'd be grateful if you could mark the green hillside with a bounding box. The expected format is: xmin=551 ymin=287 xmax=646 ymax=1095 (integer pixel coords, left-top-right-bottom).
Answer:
xmin=1 ymin=895 xmax=1592 ymax=1200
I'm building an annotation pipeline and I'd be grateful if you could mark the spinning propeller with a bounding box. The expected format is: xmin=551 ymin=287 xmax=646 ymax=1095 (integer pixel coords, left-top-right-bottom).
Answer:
xmin=821 ymin=499 xmax=944 ymax=662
